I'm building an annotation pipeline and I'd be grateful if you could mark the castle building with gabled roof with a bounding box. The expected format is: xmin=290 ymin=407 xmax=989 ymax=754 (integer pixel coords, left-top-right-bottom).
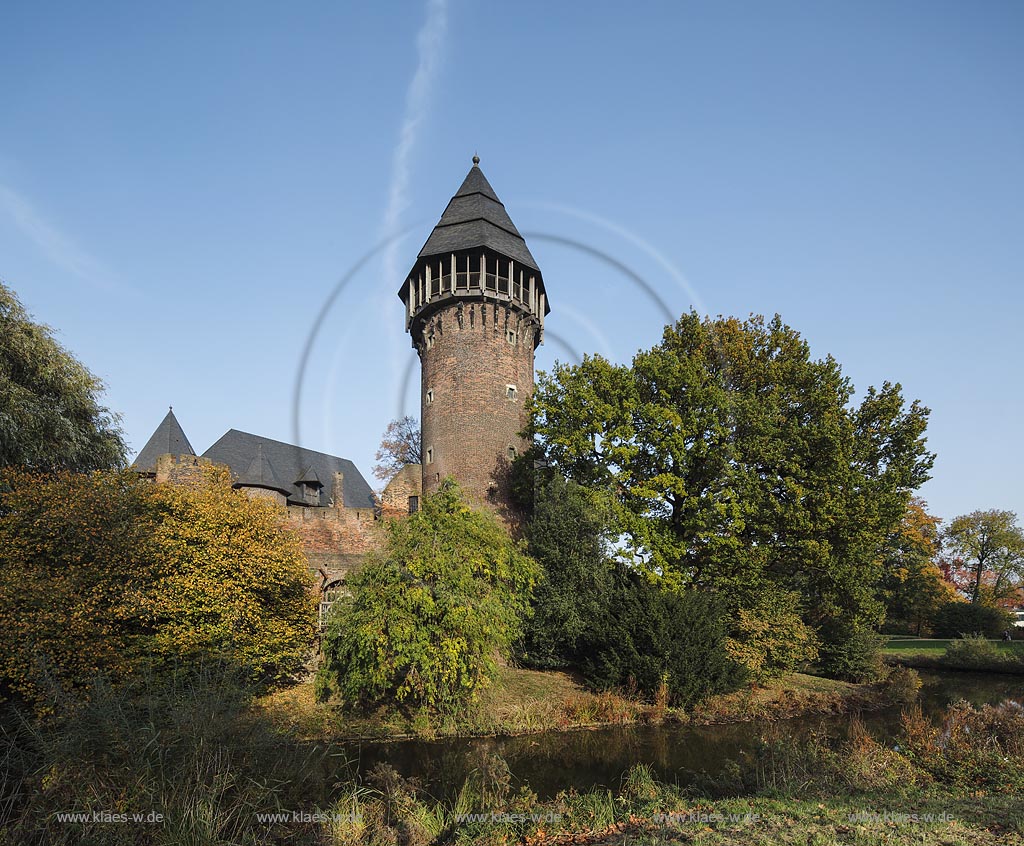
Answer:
xmin=133 ymin=408 xmax=420 ymax=626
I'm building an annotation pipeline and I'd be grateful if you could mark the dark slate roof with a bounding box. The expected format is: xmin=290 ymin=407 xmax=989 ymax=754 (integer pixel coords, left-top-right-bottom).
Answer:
xmin=413 ymin=161 xmax=541 ymax=273
xmin=133 ymin=408 xmax=195 ymax=472
xmin=233 ymin=444 xmax=292 ymax=496
xmin=202 ymin=430 xmax=375 ymax=509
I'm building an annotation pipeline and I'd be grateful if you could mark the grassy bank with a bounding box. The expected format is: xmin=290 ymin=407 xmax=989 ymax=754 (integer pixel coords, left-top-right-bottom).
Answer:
xmin=258 ymin=666 xmax=894 ymax=742
xmin=318 ymin=780 xmax=1023 ymax=846
xmin=884 ymin=637 xmax=1024 ymax=658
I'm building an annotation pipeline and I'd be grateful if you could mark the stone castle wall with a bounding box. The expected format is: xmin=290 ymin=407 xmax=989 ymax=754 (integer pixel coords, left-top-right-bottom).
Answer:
xmin=284 ymin=504 xmax=378 ymax=586
xmin=151 ymin=453 xmax=422 ymax=589
xmin=379 ymin=463 xmax=422 ymax=518
xmin=154 ymin=453 xmax=214 ymax=485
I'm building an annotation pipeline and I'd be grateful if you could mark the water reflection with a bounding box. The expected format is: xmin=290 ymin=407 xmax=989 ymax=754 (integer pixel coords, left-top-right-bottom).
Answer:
xmin=336 ymin=671 xmax=1023 ymax=801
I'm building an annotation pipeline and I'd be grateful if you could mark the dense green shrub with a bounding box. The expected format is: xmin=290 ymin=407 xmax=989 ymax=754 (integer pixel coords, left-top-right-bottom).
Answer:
xmin=817 ymin=623 xmax=886 ymax=682
xmin=518 ymin=475 xmax=615 ymax=669
xmin=317 ymin=480 xmax=540 ymax=710
xmin=578 ymin=568 xmax=746 ymax=707
xmin=932 ymin=601 xmax=1012 ymax=639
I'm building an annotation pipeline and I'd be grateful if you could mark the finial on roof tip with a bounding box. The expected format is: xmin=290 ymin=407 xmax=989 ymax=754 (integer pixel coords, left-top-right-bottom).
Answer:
xmin=472 ymin=154 xmax=480 ymax=166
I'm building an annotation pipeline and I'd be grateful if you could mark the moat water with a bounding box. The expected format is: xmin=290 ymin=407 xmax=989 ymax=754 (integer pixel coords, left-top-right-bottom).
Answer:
xmin=332 ymin=671 xmax=1023 ymax=801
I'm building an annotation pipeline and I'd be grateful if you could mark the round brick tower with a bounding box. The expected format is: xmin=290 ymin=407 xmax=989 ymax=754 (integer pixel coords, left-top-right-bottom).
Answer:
xmin=398 ymin=157 xmax=549 ymax=517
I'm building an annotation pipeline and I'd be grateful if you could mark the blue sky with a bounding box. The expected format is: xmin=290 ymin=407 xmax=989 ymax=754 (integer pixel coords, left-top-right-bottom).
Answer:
xmin=1 ymin=1 xmax=1021 ymax=523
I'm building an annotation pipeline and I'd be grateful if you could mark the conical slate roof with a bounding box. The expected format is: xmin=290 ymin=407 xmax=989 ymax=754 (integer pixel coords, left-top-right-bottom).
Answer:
xmin=133 ymin=408 xmax=195 ymax=472
xmin=412 ymin=159 xmax=541 ymax=275
xmin=232 ymin=444 xmax=292 ymax=496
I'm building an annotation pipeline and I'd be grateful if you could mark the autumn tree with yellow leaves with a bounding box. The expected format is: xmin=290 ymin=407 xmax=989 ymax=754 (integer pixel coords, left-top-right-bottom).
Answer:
xmin=879 ymin=497 xmax=959 ymax=635
xmin=0 ymin=466 xmax=315 ymax=710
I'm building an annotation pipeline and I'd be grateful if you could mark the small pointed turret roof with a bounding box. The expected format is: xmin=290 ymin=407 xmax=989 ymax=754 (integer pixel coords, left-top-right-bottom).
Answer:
xmin=232 ymin=444 xmax=292 ymax=496
xmin=411 ymin=157 xmax=541 ymax=275
xmin=133 ymin=407 xmax=195 ymax=472
xmin=295 ymin=464 xmax=323 ymax=487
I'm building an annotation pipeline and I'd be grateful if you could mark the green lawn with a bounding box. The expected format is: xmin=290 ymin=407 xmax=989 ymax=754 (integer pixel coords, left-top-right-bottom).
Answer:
xmin=884 ymin=636 xmax=1024 ymax=657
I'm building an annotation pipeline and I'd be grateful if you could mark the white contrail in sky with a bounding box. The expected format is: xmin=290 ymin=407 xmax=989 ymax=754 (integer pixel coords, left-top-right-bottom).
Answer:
xmin=320 ymin=0 xmax=449 ymax=453
xmin=374 ymin=0 xmax=449 ymax=401
xmin=0 ymin=182 xmax=117 ymax=291
xmin=381 ymin=0 xmax=448 ymax=286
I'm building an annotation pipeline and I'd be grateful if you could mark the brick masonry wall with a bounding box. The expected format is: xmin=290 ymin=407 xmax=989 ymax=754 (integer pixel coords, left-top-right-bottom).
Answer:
xmin=154 ymin=454 xmax=213 ymax=485
xmin=242 ymin=486 xmax=288 ymax=507
xmin=285 ymin=505 xmax=379 ymax=584
xmin=285 ymin=506 xmax=377 ymax=555
xmin=418 ymin=300 xmax=535 ymax=518
xmin=379 ymin=463 xmax=423 ymax=518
